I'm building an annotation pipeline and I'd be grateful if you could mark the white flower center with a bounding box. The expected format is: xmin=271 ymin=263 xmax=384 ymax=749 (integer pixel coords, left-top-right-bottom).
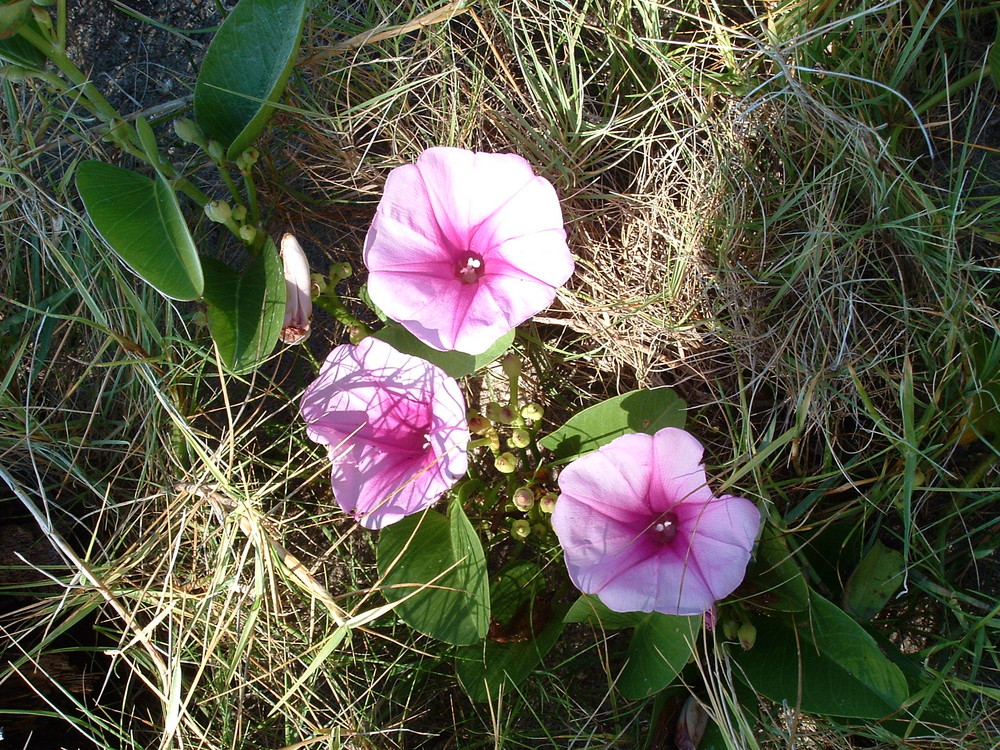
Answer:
xmin=454 ymin=252 xmax=485 ymax=284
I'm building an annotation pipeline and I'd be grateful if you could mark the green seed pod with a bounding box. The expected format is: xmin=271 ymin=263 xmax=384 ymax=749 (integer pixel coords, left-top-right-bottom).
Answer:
xmin=511 ymin=519 xmax=531 ymax=540
xmin=469 ymin=416 xmax=492 ymax=436
xmin=494 ymin=452 xmax=517 ymax=474
xmin=173 ymin=117 xmax=206 ymax=146
xmin=508 ymin=428 xmax=531 ymax=449
xmin=230 ymin=204 xmax=247 ymax=222
xmin=538 ymin=493 xmax=557 ymax=513
xmin=512 ymin=487 xmax=534 ymax=512
xmin=204 ymin=199 xmax=231 ymax=224
xmin=738 ymin=621 xmax=757 ymax=650
xmin=239 ymin=225 xmax=257 ymax=243
xmin=520 ymin=402 xmax=544 ymax=422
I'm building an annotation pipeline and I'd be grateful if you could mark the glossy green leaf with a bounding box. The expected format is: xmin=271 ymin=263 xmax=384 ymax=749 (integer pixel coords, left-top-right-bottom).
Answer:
xmin=617 ymin=613 xmax=700 ymax=700
xmin=540 ymin=388 xmax=686 ymax=461
xmin=201 ymin=237 xmax=284 ymax=373
xmin=373 ymin=322 xmax=514 ymax=379
xmin=377 ymin=501 xmax=489 ymax=645
xmin=843 ymin=540 xmax=905 ymax=621
xmin=194 ymin=0 xmax=307 ymax=160
xmin=734 ymin=593 xmax=908 ymax=719
xmin=455 ymin=562 xmax=565 ymax=702
xmin=76 ymin=161 xmax=203 ymax=300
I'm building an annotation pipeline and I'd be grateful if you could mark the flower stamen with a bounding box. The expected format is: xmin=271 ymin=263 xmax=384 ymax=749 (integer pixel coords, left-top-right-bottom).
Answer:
xmin=454 ymin=252 xmax=485 ymax=284
xmin=650 ymin=511 xmax=679 ymax=544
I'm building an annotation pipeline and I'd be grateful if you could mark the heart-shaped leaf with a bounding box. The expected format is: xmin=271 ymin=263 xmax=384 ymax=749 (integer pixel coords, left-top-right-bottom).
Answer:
xmin=733 ymin=593 xmax=908 ymax=719
xmin=540 ymin=388 xmax=686 ymax=461
xmin=194 ymin=0 xmax=308 ymax=160
xmin=843 ymin=540 xmax=905 ymax=622
xmin=76 ymin=161 xmax=203 ymax=300
xmin=617 ymin=613 xmax=701 ymax=699
xmin=373 ymin=323 xmax=514 ymax=379
xmin=201 ymin=237 xmax=284 ymax=373
xmin=377 ymin=501 xmax=489 ymax=645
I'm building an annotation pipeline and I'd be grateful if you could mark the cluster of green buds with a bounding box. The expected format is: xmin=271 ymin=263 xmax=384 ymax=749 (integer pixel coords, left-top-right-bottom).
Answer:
xmin=466 ymin=352 xmax=560 ymax=541
xmin=721 ymin=613 xmax=757 ymax=650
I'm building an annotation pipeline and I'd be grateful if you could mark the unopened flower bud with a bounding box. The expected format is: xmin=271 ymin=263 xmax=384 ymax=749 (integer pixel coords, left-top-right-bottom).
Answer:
xmin=331 ymin=262 xmax=352 ymax=280
xmin=508 ymin=428 xmax=531 ymax=449
xmin=511 ymin=519 xmax=530 ymax=539
xmin=206 ymin=140 xmax=224 ymax=161
xmin=494 ymin=452 xmax=517 ymax=474
xmin=531 ymin=523 xmax=547 ymax=538
xmin=512 ymin=487 xmax=534 ymax=512
xmin=236 ymin=147 xmax=259 ymax=173
xmin=520 ymin=402 xmax=544 ymax=422
xmin=738 ymin=621 xmax=756 ymax=650
xmin=468 ymin=416 xmax=492 ymax=436
xmin=486 ymin=430 xmax=501 ymax=452
xmin=538 ymin=493 xmax=556 ymax=514
xmin=230 ymin=204 xmax=247 ymax=222
xmin=204 ymin=199 xmax=231 ymax=224
xmin=239 ymin=225 xmax=257 ymax=243
xmin=173 ymin=117 xmax=205 ymax=146
xmin=279 ymin=233 xmax=312 ymax=345
xmin=501 ymin=352 xmax=521 ymax=381
xmin=485 ymin=402 xmax=503 ymax=422
xmin=722 ymin=619 xmax=739 ymax=640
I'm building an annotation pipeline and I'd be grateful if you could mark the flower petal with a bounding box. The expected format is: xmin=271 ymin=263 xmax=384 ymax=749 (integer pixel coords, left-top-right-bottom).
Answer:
xmin=649 ymin=427 xmax=715 ymax=510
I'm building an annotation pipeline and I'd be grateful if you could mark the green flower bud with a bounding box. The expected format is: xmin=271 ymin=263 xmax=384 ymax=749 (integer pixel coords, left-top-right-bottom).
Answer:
xmin=206 ymin=140 xmax=224 ymax=162
xmin=204 ymin=199 xmax=231 ymax=224
xmin=239 ymin=225 xmax=257 ymax=243
xmin=510 ymin=519 xmax=531 ymax=540
xmin=538 ymin=493 xmax=556 ymax=514
xmin=230 ymin=204 xmax=247 ymax=222
xmin=173 ymin=117 xmax=206 ymax=146
xmin=485 ymin=401 xmax=504 ymax=422
xmin=494 ymin=452 xmax=517 ymax=474
xmin=520 ymin=402 xmax=544 ymax=422
xmin=722 ymin=619 xmax=739 ymax=640
xmin=468 ymin=416 xmax=492 ymax=436
xmin=487 ymin=430 xmax=501 ymax=452
xmin=310 ymin=272 xmax=328 ymax=296
xmin=531 ymin=523 xmax=547 ymax=538
xmin=331 ymin=262 xmax=352 ymax=280
xmin=236 ymin=147 xmax=260 ymax=173
xmin=512 ymin=487 xmax=534 ymax=512
xmin=508 ymin=428 xmax=531 ymax=449
xmin=501 ymin=352 xmax=521 ymax=381
xmin=738 ymin=621 xmax=757 ymax=650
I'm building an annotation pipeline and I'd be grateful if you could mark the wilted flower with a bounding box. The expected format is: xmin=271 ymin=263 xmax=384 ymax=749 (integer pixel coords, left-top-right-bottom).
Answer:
xmin=551 ymin=428 xmax=760 ymax=616
xmin=363 ymin=147 xmax=575 ymax=354
xmin=280 ymin=233 xmax=312 ymax=345
xmin=300 ymin=337 xmax=469 ymax=530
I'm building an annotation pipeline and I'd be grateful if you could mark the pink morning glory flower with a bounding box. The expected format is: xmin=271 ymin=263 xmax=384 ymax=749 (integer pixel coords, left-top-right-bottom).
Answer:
xmin=279 ymin=233 xmax=312 ymax=345
xmin=551 ymin=427 xmax=760 ymax=616
xmin=299 ymin=337 xmax=470 ymax=530
xmin=363 ymin=147 xmax=575 ymax=355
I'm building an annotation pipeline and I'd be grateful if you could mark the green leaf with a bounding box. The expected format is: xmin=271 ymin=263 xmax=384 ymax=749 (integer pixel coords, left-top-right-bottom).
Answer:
xmin=843 ymin=540 xmax=905 ymax=622
xmin=201 ymin=237 xmax=284 ymax=373
xmin=540 ymin=388 xmax=686 ymax=461
xmin=733 ymin=593 xmax=908 ymax=719
xmin=76 ymin=161 xmax=203 ymax=300
xmin=563 ymin=593 xmax=647 ymax=630
xmin=747 ymin=521 xmax=810 ymax=611
xmin=377 ymin=501 xmax=489 ymax=645
xmin=617 ymin=613 xmax=700 ymax=700
xmin=194 ymin=0 xmax=308 ymax=160
xmin=373 ymin=322 xmax=514 ymax=379
xmin=455 ymin=562 xmax=565 ymax=702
